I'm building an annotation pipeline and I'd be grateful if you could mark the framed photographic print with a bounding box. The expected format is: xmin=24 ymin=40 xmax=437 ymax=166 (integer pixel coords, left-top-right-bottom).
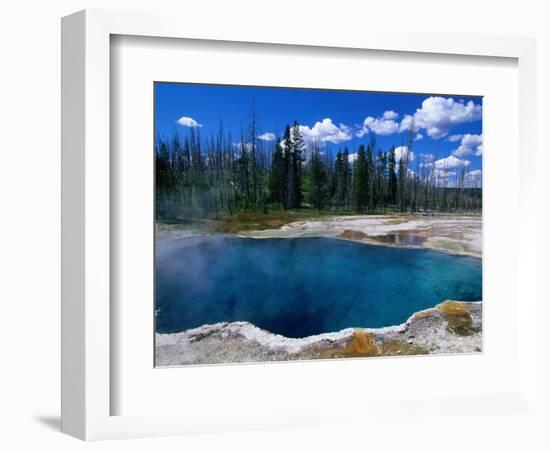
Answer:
xmin=62 ymin=9 xmax=538 ymax=441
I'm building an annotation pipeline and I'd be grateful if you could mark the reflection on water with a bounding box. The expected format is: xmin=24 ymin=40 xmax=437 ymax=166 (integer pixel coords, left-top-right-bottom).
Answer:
xmin=372 ymin=230 xmax=428 ymax=246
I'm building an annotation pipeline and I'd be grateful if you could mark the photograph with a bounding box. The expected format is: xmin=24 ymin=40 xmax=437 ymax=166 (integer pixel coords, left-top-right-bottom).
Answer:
xmin=154 ymin=83 xmax=483 ymax=366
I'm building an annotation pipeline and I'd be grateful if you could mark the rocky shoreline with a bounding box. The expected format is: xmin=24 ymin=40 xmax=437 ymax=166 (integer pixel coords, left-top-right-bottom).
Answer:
xmin=239 ymin=214 xmax=482 ymax=258
xmin=156 ymin=300 xmax=482 ymax=366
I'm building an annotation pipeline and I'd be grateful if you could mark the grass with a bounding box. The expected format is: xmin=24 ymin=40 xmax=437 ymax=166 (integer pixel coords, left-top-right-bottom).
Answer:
xmin=204 ymin=208 xmax=360 ymax=233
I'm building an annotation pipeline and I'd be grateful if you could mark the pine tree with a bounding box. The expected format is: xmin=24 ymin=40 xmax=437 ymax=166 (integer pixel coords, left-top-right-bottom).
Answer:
xmin=341 ymin=148 xmax=351 ymax=208
xmin=249 ymin=102 xmax=258 ymax=208
xmin=288 ymin=121 xmax=304 ymax=208
xmin=388 ymin=146 xmax=398 ymax=206
xmin=308 ymin=148 xmax=328 ymax=212
xmin=352 ymin=144 xmax=368 ymax=212
xmin=330 ymin=150 xmax=343 ymax=206
xmin=282 ymin=125 xmax=292 ymax=209
xmin=269 ymin=139 xmax=284 ymax=204
xmin=366 ymin=145 xmax=374 ymax=211
xmin=235 ymin=138 xmax=250 ymax=209
xmin=377 ymin=151 xmax=387 ymax=211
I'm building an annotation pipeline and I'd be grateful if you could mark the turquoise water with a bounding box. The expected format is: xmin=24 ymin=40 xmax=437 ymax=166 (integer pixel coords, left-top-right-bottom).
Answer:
xmin=155 ymin=237 xmax=482 ymax=338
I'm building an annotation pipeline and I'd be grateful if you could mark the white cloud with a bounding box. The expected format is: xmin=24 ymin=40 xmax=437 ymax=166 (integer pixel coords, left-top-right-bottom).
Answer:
xmin=383 ymin=110 xmax=399 ymax=120
xmin=357 ymin=111 xmax=401 ymax=136
xmin=394 ymin=145 xmax=415 ymax=163
xmin=347 ymin=152 xmax=358 ymax=162
xmin=176 ymin=116 xmax=202 ymax=128
xmin=398 ymin=114 xmax=417 ymax=133
xmin=258 ymin=132 xmax=276 ymax=142
xmin=419 ymin=153 xmax=435 ymax=162
xmin=447 ymin=134 xmax=464 ymax=142
xmin=434 ymin=155 xmax=471 ymax=170
xmin=353 ymin=97 xmax=481 ymax=140
xmin=298 ymin=118 xmax=352 ymax=145
xmin=451 ymin=134 xmax=483 ymax=158
xmin=400 ymin=97 xmax=482 ymax=139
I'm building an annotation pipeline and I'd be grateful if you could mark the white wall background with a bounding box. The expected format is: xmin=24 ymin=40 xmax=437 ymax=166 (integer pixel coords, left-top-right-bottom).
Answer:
xmin=0 ymin=1 xmax=547 ymax=449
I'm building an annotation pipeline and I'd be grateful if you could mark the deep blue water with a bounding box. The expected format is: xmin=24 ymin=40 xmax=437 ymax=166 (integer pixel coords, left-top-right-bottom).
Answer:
xmin=155 ymin=237 xmax=482 ymax=338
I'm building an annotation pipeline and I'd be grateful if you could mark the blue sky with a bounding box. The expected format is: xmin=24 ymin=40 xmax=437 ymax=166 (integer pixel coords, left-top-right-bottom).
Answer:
xmin=155 ymin=83 xmax=483 ymax=183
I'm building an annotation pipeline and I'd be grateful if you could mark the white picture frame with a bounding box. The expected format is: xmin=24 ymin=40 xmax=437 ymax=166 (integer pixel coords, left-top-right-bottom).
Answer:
xmin=61 ymin=9 xmax=538 ymax=441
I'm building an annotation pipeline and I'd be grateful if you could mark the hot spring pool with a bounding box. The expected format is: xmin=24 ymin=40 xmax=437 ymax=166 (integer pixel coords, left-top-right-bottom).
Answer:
xmin=155 ymin=237 xmax=482 ymax=338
